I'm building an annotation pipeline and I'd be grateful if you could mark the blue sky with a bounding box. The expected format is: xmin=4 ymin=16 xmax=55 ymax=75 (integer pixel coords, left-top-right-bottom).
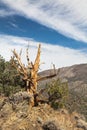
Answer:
xmin=0 ymin=0 xmax=87 ymax=70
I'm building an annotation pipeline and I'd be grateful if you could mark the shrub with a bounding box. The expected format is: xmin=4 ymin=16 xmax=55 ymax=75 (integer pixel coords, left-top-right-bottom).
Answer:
xmin=47 ymin=79 xmax=69 ymax=109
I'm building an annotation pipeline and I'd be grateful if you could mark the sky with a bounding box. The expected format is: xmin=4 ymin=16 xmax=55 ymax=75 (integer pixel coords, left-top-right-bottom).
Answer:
xmin=0 ymin=0 xmax=87 ymax=71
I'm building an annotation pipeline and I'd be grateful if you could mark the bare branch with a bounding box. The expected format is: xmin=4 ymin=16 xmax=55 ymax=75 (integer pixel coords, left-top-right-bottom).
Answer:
xmin=26 ymin=48 xmax=30 ymax=66
xmin=34 ymin=44 xmax=41 ymax=72
xmin=11 ymin=49 xmax=28 ymax=79
xmin=19 ymin=49 xmax=22 ymax=56
xmin=37 ymin=73 xmax=57 ymax=81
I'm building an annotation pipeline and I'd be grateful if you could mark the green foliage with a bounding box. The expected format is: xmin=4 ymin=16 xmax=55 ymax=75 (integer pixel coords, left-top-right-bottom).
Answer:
xmin=0 ymin=55 xmax=5 ymax=73
xmin=0 ymin=55 xmax=24 ymax=96
xmin=47 ymin=79 xmax=69 ymax=109
xmin=0 ymin=55 xmax=5 ymax=81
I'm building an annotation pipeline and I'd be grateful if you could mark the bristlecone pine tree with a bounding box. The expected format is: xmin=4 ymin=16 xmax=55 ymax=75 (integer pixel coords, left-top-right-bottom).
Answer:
xmin=11 ymin=44 xmax=56 ymax=106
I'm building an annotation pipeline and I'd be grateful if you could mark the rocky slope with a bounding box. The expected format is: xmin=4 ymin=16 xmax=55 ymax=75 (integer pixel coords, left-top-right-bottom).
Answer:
xmin=0 ymin=92 xmax=87 ymax=130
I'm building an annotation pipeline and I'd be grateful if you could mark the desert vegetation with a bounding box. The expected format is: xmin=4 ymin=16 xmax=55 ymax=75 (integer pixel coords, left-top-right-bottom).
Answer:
xmin=0 ymin=55 xmax=21 ymax=96
xmin=47 ymin=79 xmax=69 ymax=109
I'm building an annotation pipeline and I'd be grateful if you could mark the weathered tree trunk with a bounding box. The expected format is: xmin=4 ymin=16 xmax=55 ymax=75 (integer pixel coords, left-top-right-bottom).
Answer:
xmin=11 ymin=44 xmax=56 ymax=107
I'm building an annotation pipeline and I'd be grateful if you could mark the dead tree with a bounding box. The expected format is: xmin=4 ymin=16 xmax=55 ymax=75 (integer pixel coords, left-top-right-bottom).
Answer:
xmin=11 ymin=44 xmax=56 ymax=106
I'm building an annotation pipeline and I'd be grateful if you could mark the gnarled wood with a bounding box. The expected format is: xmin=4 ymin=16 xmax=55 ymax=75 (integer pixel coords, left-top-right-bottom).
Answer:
xmin=11 ymin=44 xmax=56 ymax=106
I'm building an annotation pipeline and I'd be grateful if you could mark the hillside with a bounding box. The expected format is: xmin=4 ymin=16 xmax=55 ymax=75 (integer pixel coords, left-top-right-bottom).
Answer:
xmin=0 ymin=92 xmax=87 ymax=130
xmin=39 ymin=64 xmax=87 ymax=119
xmin=0 ymin=63 xmax=87 ymax=130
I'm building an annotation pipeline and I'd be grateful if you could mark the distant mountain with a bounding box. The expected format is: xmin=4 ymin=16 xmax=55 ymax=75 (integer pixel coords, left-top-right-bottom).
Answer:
xmin=39 ymin=64 xmax=87 ymax=119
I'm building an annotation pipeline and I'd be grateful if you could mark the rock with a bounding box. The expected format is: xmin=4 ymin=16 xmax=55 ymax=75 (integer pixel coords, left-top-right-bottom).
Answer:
xmin=0 ymin=100 xmax=4 ymax=110
xmin=9 ymin=91 xmax=31 ymax=104
xmin=0 ymin=102 xmax=13 ymax=117
xmin=16 ymin=111 xmax=28 ymax=118
xmin=37 ymin=117 xmax=43 ymax=124
xmin=0 ymin=98 xmax=9 ymax=110
xmin=76 ymin=119 xmax=87 ymax=130
xmin=32 ymin=124 xmax=36 ymax=127
xmin=72 ymin=112 xmax=86 ymax=121
xmin=42 ymin=121 xmax=58 ymax=130
xmin=60 ymin=109 xmax=68 ymax=115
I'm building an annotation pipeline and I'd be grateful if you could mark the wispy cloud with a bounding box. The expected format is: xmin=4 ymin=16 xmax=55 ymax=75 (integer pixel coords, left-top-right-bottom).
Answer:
xmin=1 ymin=0 xmax=87 ymax=42
xmin=7 ymin=22 xmax=26 ymax=32
xmin=9 ymin=23 xmax=18 ymax=28
xmin=0 ymin=34 xmax=87 ymax=71
xmin=0 ymin=9 xmax=15 ymax=17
